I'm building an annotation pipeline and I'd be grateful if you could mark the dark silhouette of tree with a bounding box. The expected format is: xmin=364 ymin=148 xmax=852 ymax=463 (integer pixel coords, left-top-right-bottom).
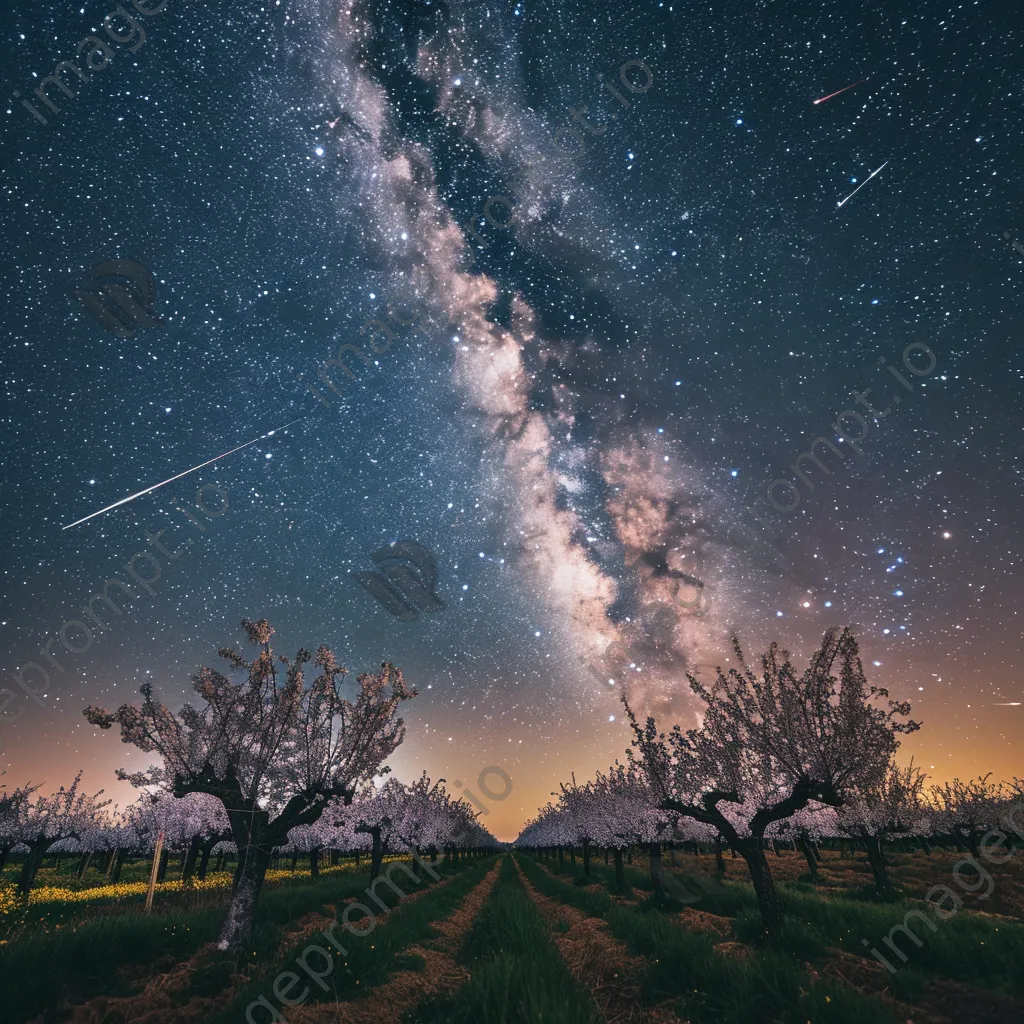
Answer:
xmin=623 ymin=628 xmax=919 ymax=936
xmin=84 ymin=618 xmax=416 ymax=950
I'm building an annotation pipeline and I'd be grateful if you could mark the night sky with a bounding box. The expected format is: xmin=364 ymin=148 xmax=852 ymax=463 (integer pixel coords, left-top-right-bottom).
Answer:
xmin=2 ymin=0 xmax=1021 ymax=841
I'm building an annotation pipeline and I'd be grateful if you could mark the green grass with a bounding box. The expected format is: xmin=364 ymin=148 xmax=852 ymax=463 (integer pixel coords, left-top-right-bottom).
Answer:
xmin=518 ymin=854 xmax=901 ymax=1024
xmin=538 ymin=850 xmax=1024 ymax=1000
xmin=210 ymin=854 xmax=500 ymax=1023
xmin=1 ymin=856 xmax=459 ymax=1024
xmin=404 ymin=855 xmax=601 ymax=1024
xmin=0 ymin=854 xmax=401 ymax=938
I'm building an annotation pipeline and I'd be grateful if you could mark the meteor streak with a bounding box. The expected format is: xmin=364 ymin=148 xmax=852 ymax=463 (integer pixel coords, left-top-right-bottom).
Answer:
xmin=837 ymin=161 xmax=889 ymax=208
xmin=813 ymin=79 xmax=867 ymax=104
xmin=62 ymin=418 xmax=306 ymax=530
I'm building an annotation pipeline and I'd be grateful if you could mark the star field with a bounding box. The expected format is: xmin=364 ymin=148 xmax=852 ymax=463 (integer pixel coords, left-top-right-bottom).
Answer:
xmin=1 ymin=0 xmax=1021 ymax=839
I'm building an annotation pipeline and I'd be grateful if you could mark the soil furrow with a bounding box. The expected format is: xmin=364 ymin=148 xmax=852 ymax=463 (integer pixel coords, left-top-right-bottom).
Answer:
xmin=287 ymin=858 xmax=504 ymax=1024
xmin=512 ymin=856 xmax=681 ymax=1024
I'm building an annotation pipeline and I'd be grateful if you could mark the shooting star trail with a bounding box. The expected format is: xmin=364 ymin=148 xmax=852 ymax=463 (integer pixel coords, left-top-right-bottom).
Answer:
xmin=993 ymin=702 xmax=1021 ymax=706
xmin=837 ymin=161 xmax=889 ymax=208
xmin=813 ymin=78 xmax=868 ymax=105
xmin=62 ymin=417 xmax=306 ymax=530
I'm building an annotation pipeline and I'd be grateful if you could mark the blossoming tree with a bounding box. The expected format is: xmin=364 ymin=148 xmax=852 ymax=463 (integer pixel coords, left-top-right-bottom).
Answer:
xmin=837 ymin=758 xmax=928 ymax=890
xmin=623 ymin=628 xmax=919 ymax=935
xmin=929 ymin=774 xmax=1007 ymax=858
xmin=14 ymin=772 xmax=110 ymax=895
xmin=83 ymin=618 xmax=417 ymax=949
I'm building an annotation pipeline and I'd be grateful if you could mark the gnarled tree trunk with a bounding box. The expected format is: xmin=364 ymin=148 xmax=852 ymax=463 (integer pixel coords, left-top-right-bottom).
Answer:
xmin=217 ymin=842 xmax=273 ymax=950
xmin=714 ymin=838 xmax=726 ymax=876
xmin=197 ymin=839 xmax=216 ymax=881
xmin=76 ymin=852 xmax=92 ymax=879
xmin=648 ymin=841 xmax=664 ymax=896
xmin=18 ymin=839 xmax=50 ymax=896
xmin=864 ymin=835 xmax=890 ymax=891
xmin=798 ymin=836 xmax=819 ymax=879
xmin=738 ymin=840 xmax=784 ymax=937
xmin=181 ymin=836 xmax=202 ymax=886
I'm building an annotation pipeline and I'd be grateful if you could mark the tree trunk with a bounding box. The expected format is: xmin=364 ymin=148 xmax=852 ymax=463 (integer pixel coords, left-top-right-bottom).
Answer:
xmin=798 ymin=836 xmax=819 ymax=880
xmin=310 ymin=848 xmax=320 ymax=879
xmin=290 ymin=851 xmax=299 ymax=872
xmin=370 ymin=831 xmax=384 ymax=880
xmin=582 ymin=840 xmax=591 ymax=876
xmin=648 ymin=841 xmax=664 ymax=896
xmin=920 ymin=836 xmax=932 ymax=856
xmin=110 ymin=848 xmax=126 ymax=884
xmin=181 ymin=836 xmax=202 ymax=886
xmin=714 ymin=838 xmax=726 ymax=877
xmin=864 ymin=836 xmax=890 ymax=891
xmin=614 ymin=848 xmax=625 ymax=890
xmin=412 ymin=846 xmax=422 ymax=877
xmin=217 ymin=843 xmax=273 ymax=950
xmin=739 ymin=841 xmax=784 ymax=937
xmin=558 ymin=846 xmax=564 ymax=868
xmin=18 ymin=839 xmax=49 ymax=896
xmin=197 ymin=843 xmax=213 ymax=881
xmin=967 ymin=831 xmax=980 ymax=859
xmin=76 ymin=852 xmax=92 ymax=879
xmin=0 ymin=845 xmax=10 ymax=873
xmin=604 ymin=848 xmax=610 ymax=865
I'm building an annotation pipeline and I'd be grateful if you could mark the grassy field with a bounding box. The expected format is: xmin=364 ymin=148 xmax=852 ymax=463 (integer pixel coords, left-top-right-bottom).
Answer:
xmin=2 ymin=846 xmax=1022 ymax=1024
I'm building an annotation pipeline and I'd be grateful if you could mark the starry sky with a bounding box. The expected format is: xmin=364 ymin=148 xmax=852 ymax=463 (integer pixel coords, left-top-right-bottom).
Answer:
xmin=1 ymin=0 xmax=1021 ymax=841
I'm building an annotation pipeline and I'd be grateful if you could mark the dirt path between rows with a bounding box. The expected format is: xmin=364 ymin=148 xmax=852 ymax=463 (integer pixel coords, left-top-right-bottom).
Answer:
xmin=512 ymin=856 xmax=681 ymax=1024
xmin=287 ymin=857 xmax=504 ymax=1024
xmin=47 ymin=861 xmax=472 ymax=1024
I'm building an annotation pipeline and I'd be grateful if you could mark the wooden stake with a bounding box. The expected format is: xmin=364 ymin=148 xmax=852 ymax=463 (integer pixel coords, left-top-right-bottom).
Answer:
xmin=145 ymin=831 xmax=164 ymax=913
